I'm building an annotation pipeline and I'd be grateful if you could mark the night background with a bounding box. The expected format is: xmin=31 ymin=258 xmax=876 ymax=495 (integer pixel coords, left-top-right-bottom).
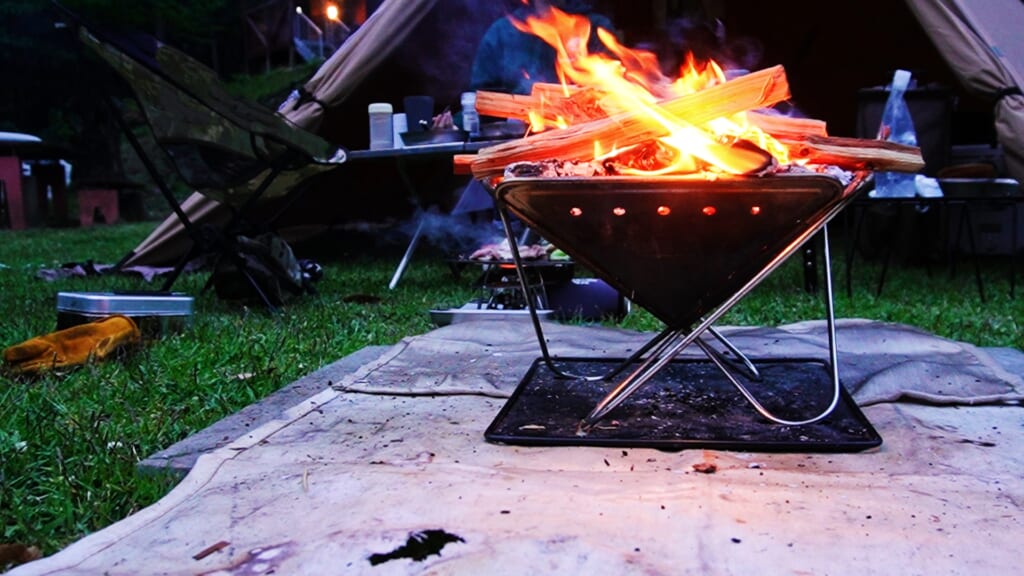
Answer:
xmin=0 ymin=0 xmax=998 ymax=226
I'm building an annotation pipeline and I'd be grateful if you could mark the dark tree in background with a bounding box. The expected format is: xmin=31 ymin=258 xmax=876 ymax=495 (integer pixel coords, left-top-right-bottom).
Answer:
xmin=0 ymin=0 xmax=234 ymax=182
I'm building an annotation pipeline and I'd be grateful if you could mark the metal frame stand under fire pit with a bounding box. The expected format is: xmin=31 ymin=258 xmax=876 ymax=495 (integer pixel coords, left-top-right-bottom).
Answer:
xmin=485 ymin=173 xmax=881 ymax=451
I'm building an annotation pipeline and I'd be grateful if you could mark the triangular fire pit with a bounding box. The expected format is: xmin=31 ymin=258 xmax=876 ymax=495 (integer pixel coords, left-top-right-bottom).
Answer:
xmin=483 ymin=172 xmax=881 ymax=451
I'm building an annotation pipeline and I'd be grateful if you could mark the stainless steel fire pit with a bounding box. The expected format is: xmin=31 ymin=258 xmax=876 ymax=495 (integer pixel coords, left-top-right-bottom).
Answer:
xmin=495 ymin=173 xmax=853 ymax=328
xmin=482 ymin=171 xmax=882 ymax=451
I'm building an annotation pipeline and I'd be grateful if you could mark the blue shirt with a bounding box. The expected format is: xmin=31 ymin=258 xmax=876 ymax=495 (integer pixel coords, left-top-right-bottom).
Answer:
xmin=469 ymin=5 xmax=618 ymax=95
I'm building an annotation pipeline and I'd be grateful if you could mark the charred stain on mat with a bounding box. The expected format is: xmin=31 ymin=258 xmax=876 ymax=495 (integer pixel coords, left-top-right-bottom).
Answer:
xmin=368 ymin=529 xmax=465 ymax=566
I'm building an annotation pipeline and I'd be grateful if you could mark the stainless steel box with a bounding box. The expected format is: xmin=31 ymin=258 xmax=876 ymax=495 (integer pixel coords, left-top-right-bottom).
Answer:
xmin=56 ymin=291 xmax=194 ymax=337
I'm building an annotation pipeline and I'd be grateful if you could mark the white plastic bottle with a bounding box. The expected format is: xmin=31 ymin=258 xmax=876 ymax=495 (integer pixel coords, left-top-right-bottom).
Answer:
xmin=461 ymin=92 xmax=480 ymax=137
xmin=873 ymin=70 xmax=918 ymax=198
xmin=368 ymin=102 xmax=394 ymax=150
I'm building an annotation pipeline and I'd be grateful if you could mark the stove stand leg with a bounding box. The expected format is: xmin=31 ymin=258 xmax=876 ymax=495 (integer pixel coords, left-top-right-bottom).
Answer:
xmin=698 ymin=225 xmax=842 ymax=426
xmin=497 ymin=202 xmax=684 ymax=384
xmin=703 ymin=326 xmax=761 ymax=381
xmin=579 ymin=224 xmax=845 ymax=432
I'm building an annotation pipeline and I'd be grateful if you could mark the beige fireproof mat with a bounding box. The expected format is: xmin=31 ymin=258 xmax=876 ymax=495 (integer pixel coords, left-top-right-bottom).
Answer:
xmin=11 ymin=319 xmax=1024 ymax=575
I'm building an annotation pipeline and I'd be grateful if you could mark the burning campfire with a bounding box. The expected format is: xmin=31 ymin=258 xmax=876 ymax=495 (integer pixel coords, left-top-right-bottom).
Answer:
xmin=457 ymin=5 xmax=924 ymax=181
xmin=451 ymin=6 xmax=918 ymax=435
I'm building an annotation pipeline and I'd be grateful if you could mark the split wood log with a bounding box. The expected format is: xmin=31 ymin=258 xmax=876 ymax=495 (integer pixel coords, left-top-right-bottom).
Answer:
xmin=476 ymin=86 xmax=608 ymax=126
xmin=780 ymin=135 xmax=925 ymax=173
xmin=470 ymin=65 xmax=791 ymax=177
xmin=452 ymin=153 xmax=475 ymax=175
xmin=474 ymin=91 xmax=536 ymax=122
xmin=474 ymin=84 xmax=580 ymax=120
xmin=477 ymin=85 xmax=827 ymax=141
xmin=456 ymin=135 xmax=924 ymax=176
xmin=529 ymin=82 xmax=580 ymax=99
xmin=747 ymin=112 xmax=828 ymax=139
xmin=530 ymin=83 xmax=612 ymax=123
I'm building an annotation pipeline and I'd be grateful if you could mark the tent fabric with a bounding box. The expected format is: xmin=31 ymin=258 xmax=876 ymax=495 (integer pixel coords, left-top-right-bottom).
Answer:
xmin=903 ymin=0 xmax=1024 ymax=183
xmin=279 ymin=0 xmax=439 ymax=132
xmin=7 ymin=319 xmax=1023 ymax=575
xmin=119 ymin=192 xmax=230 ymax=268
xmin=123 ymin=0 xmax=438 ymax=267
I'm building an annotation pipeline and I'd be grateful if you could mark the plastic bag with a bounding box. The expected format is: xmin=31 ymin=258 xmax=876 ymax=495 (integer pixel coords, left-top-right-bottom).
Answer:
xmin=873 ymin=69 xmax=919 ymax=198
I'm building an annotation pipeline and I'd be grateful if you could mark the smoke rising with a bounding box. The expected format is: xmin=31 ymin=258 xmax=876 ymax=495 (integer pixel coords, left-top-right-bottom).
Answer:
xmin=658 ymin=15 xmax=765 ymax=76
xmin=396 ymin=203 xmax=506 ymax=257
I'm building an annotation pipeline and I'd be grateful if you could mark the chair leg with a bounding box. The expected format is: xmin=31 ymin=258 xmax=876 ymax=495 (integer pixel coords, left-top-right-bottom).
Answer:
xmin=159 ymin=242 xmax=202 ymax=293
xmin=1011 ymin=203 xmax=1019 ymax=298
xmin=952 ymin=204 xmax=986 ymax=302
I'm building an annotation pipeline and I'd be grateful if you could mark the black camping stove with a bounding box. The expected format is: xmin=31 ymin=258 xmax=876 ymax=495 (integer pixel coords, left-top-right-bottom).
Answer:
xmin=483 ymin=172 xmax=882 ymax=452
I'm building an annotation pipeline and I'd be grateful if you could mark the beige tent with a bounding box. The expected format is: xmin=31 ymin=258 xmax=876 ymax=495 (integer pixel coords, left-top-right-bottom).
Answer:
xmin=904 ymin=0 xmax=1024 ymax=183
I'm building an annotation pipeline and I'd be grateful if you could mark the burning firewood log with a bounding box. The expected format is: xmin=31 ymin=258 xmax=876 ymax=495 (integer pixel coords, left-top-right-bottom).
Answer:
xmin=476 ymin=83 xmax=612 ymax=127
xmin=458 ymin=64 xmax=924 ymax=178
xmin=746 ymin=112 xmax=828 ymax=139
xmin=778 ymin=135 xmax=925 ymax=173
xmin=469 ymin=65 xmax=791 ymax=178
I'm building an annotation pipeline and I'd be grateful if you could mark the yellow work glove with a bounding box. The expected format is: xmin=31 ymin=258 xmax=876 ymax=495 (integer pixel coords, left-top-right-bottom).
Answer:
xmin=3 ymin=315 xmax=141 ymax=376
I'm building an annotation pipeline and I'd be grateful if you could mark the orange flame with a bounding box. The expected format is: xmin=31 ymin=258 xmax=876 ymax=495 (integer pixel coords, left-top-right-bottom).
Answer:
xmin=513 ymin=6 xmax=790 ymax=174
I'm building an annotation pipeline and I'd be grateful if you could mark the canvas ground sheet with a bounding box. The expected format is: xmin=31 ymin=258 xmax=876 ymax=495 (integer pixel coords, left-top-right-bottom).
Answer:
xmin=11 ymin=319 xmax=1023 ymax=575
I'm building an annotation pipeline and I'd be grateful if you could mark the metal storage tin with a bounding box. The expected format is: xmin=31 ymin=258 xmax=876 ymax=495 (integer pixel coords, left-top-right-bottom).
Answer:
xmin=56 ymin=291 xmax=194 ymax=337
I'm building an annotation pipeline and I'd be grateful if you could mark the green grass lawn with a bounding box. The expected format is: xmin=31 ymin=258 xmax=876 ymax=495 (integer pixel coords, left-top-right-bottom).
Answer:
xmin=0 ymin=219 xmax=1021 ymax=565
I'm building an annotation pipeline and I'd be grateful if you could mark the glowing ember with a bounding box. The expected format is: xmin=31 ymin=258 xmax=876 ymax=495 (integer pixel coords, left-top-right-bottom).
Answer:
xmin=512 ymin=5 xmax=792 ymax=175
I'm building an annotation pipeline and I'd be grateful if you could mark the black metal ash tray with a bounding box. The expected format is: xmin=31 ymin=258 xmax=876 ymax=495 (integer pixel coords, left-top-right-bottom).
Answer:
xmin=481 ymin=172 xmax=881 ymax=450
xmin=485 ymin=357 xmax=881 ymax=452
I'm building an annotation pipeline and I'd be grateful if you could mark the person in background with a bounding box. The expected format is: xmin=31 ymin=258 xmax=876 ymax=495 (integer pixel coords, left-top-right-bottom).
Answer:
xmin=468 ymin=0 xmax=619 ymax=96
xmin=452 ymin=1 xmax=621 ymax=224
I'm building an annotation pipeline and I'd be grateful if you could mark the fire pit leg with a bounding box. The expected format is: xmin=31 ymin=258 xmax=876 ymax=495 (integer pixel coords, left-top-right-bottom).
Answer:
xmin=491 ymin=172 xmax=868 ymax=432
xmin=704 ymin=326 xmax=761 ymax=381
xmin=495 ymin=200 xmax=680 ymax=383
xmin=696 ymin=226 xmax=843 ymax=425
xmin=579 ymin=224 xmax=845 ymax=432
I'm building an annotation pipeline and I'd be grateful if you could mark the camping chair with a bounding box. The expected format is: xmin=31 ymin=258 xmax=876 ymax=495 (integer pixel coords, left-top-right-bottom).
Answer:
xmin=57 ymin=5 xmax=347 ymax=308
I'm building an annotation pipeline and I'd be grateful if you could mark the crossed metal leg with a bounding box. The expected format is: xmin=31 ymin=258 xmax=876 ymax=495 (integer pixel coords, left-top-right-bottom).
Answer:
xmin=495 ymin=191 xmax=848 ymax=434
